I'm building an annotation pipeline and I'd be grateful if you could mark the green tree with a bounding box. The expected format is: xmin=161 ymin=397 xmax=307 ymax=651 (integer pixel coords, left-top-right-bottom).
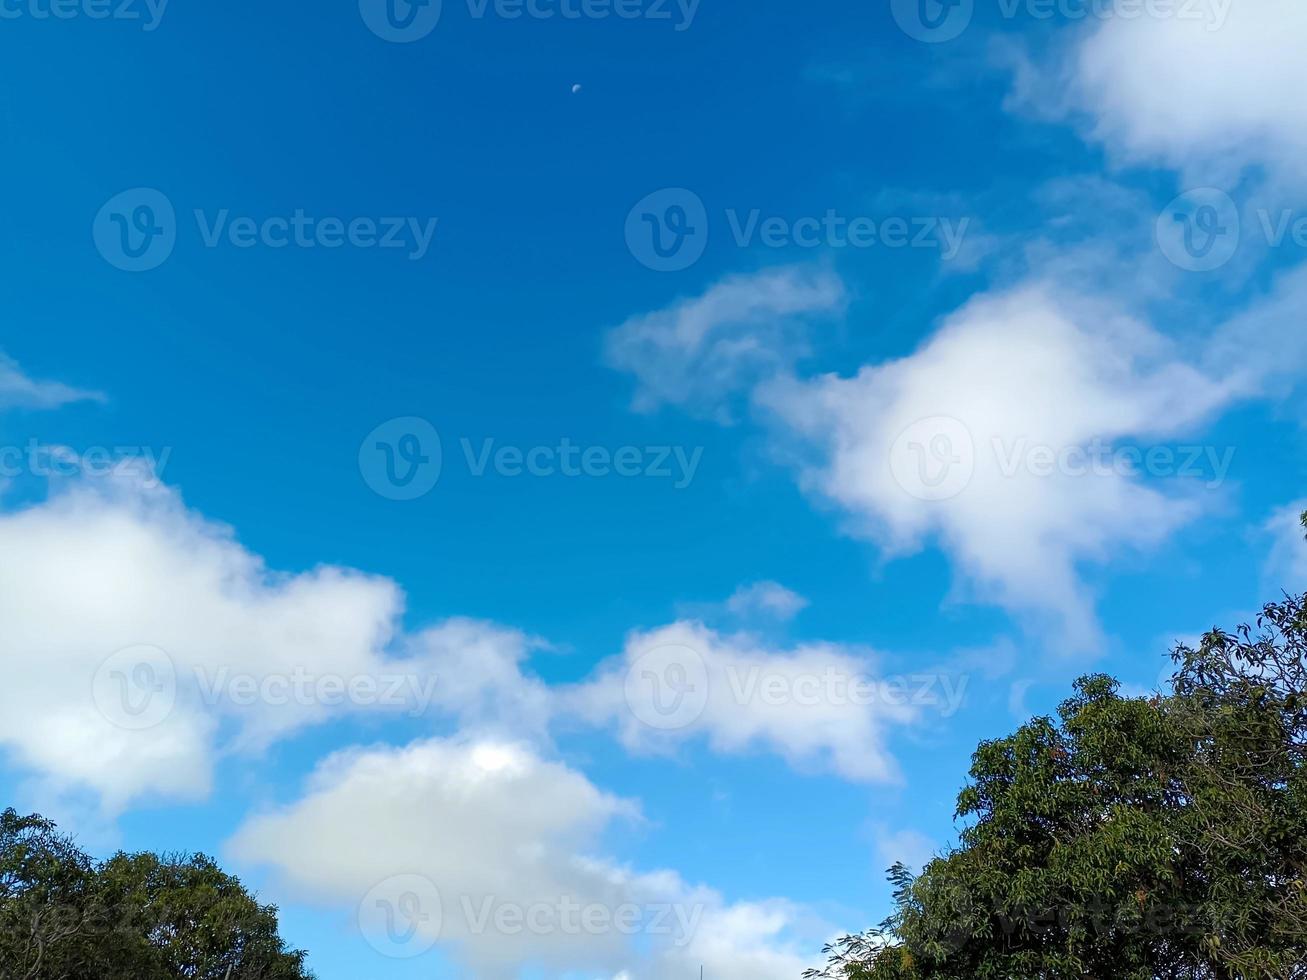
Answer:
xmin=808 ymin=597 xmax=1307 ymax=980
xmin=0 ymin=809 xmax=312 ymax=980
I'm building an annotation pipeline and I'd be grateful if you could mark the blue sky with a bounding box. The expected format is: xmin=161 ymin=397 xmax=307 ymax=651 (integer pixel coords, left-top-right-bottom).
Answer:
xmin=2 ymin=1 xmax=1306 ymax=977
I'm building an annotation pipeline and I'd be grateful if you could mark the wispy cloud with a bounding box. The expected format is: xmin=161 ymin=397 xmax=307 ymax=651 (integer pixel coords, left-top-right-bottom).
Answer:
xmin=603 ymin=266 xmax=845 ymax=422
xmin=0 ymin=352 xmax=104 ymax=410
xmin=726 ymin=581 xmax=810 ymax=622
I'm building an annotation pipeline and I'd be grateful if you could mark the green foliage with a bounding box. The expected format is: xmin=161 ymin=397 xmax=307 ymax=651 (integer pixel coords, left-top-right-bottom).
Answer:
xmin=0 ymin=809 xmax=312 ymax=980
xmin=808 ymin=597 xmax=1307 ymax=980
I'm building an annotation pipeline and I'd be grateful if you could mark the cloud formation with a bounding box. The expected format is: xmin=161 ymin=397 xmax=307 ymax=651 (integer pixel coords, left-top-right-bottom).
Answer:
xmin=604 ymin=266 xmax=845 ymax=421
xmin=604 ymin=264 xmax=1285 ymax=643
xmin=565 ymin=619 xmax=917 ymax=782
xmin=230 ymin=737 xmax=817 ymax=980
xmin=726 ymin=581 xmax=810 ymax=621
xmin=1006 ymin=1 xmax=1306 ymax=186
xmin=0 ymin=470 xmax=924 ymax=809
xmin=0 ymin=352 xmax=103 ymax=410
xmin=757 ymin=281 xmax=1235 ymax=642
xmin=0 ymin=475 xmax=467 ymax=808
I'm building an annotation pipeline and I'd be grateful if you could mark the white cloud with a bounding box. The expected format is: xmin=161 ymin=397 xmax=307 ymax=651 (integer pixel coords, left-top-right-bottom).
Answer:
xmin=403 ymin=618 xmax=554 ymax=740
xmin=1202 ymin=264 xmax=1307 ymax=397
xmin=603 ymin=266 xmax=845 ymax=421
xmin=0 ymin=352 xmax=103 ymax=410
xmin=564 ymin=620 xmax=916 ymax=783
xmin=757 ymin=282 xmax=1235 ymax=643
xmin=0 ymin=474 xmax=538 ymax=809
xmin=229 ymin=737 xmax=817 ymax=980
xmin=602 ymin=258 xmax=1307 ymax=643
xmin=0 ymin=465 xmax=852 ymax=974
xmin=725 ymin=581 xmax=809 ymax=621
xmin=0 ymin=467 xmax=931 ymax=809
xmin=1007 ymin=0 xmax=1307 ymax=185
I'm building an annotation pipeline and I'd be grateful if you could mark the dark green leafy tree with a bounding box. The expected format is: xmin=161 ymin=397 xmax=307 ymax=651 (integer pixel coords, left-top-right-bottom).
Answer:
xmin=807 ymin=597 xmax=1307 ymax=980
xmin=0 ymin=809 xmax=312 ymax=980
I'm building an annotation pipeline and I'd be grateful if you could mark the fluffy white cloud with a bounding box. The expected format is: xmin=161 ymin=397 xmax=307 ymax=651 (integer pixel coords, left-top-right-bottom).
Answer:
xmin=1007 ymin=0 xmax=1307 ymax=185
xmin=229 ymin=737 xmax=817 ymax=980
xmin=0 ymin=464 xmax=855 ymax=974
xmin=604 ymin=266 xmax=845 ymax=420
xmin=602 ymin=265 xmax=1306 ymax=642
xmin=402 ymin=618 xmax=554 ymax=740
xmin=0 ymin=475 xmax=540 ymax=809
xmin=0 ymin=352 xmax=103 ymax=410
xmin=564 ymin=619 xmax=917 ymax=782
xmin=757 ymin=282 xmax=1235 ymax=642
xmin=725 ymin=581 xmax=809 ymax=621
xmin=0 ymin=469 xmax=930 ymax=809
